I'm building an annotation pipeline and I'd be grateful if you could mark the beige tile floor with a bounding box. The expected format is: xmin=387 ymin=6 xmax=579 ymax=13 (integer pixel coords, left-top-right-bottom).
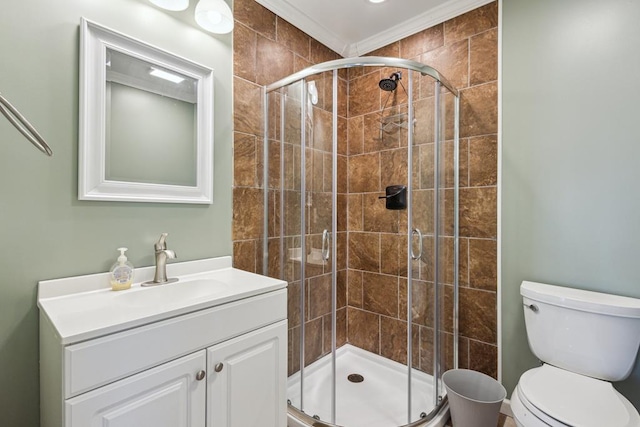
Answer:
xmin=446 ymin=413 xmax=517 ymax=427
xmin=498 ymin=414 xmax=517 ymax=427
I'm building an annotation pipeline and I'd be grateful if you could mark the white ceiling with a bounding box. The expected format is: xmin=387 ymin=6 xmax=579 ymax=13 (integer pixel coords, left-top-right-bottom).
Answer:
xmin=254 ymin=0 xmax=493 ymax=57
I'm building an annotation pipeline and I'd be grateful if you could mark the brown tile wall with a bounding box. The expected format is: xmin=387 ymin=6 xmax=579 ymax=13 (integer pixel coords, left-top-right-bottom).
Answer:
xmin=232 ymin=0 xmax=346 ymax=376
xmin=344 ymin=2 xmax=499 ymax=379
xmin=233 ymin=0 xmax=498 ymax=379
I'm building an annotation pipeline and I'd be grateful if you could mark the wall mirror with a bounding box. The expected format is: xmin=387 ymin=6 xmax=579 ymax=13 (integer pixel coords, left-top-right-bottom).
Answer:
xmin=79 ymin=18 xmax=214 ymax=204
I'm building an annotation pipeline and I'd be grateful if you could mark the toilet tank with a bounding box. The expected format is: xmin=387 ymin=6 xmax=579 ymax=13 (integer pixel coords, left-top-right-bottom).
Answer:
xmin=521 ymin=281 xmax=640 ymax=382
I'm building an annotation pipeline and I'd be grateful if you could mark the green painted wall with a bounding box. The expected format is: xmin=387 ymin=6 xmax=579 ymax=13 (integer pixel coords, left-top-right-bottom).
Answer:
xmin=502 ymin=0 xmax=640 ymax=406
xmin=0 ymin=0 xmax=232 ymax=425
xmin=107 ymin=82 xmax=197 ymax=186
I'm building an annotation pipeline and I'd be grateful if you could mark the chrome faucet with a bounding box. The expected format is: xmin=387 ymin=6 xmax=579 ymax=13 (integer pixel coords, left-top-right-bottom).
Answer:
xmin=142 ymin=233 xmax=178 ymax=286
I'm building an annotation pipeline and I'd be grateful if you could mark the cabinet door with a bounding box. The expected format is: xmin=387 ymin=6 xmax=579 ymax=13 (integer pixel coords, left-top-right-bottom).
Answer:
xmin=66 ymin=350 xmax=206 ymax=427
xmin=207 ymin=320 xmax=287 ymax=427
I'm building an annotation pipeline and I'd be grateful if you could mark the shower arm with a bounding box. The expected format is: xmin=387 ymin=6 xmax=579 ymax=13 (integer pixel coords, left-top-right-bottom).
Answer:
xmin=0 ymin=93 xmax=53 ymax=156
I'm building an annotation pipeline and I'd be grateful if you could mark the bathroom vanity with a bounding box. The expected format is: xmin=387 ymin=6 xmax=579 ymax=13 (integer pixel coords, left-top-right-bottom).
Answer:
xmin=38 ymin=257 xmax=287 ymax=427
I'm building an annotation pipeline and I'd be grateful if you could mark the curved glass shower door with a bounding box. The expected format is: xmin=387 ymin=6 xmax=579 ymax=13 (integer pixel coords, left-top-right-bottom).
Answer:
xmin=264 ymin=57 xmax=459 ymax=427
xmin=265 ymin=72 xmax=339 ymax=422
xmin=408 ymin=75 xmax=460 ymax=422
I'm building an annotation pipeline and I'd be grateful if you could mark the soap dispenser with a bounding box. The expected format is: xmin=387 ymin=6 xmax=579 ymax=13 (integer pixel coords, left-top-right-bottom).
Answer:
xmin=110 ymin=247 xmax=134 ymax=291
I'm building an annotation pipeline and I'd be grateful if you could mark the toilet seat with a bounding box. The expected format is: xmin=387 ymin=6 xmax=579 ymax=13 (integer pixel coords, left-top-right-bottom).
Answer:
xmin=511 ymin=386 xmax=568 ymax=427
xmin=515 ymin=365 xmax=640 ymax=427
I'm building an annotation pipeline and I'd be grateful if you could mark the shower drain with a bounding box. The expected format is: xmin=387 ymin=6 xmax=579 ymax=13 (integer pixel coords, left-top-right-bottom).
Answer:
xmin=347 ymin=373 xmax=364 ymax=383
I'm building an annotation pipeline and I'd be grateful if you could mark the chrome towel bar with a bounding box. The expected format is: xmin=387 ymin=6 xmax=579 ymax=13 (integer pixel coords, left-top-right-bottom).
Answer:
xmin=0 ymin=92 xmax=52 ymax=156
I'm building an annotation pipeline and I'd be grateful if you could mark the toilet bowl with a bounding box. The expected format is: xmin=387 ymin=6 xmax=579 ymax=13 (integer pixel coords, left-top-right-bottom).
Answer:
xmin=511 ymin=365 xmax=639 ymax=427
xmin=512 ymin=281 xmax=640 ymax=427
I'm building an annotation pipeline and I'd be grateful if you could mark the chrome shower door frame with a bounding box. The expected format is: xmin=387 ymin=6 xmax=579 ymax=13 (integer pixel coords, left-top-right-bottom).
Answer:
xmin=263 ymin=56 xmax=460 ymax=427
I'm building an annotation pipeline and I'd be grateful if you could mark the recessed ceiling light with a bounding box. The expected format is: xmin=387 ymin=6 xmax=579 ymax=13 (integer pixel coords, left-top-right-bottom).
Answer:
xmin=368 ymin=0 xmax=386 ymax=3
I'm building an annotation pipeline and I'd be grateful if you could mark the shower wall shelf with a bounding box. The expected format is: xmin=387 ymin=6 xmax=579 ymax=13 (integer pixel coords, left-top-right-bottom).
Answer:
xmin=288 ymin=248 xmax=325 ymax=266
xmin=380 ymin=112 xmax=414 ymax=131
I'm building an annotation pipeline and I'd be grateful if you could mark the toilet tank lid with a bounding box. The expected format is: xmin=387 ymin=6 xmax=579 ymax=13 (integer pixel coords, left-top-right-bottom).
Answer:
xmin=521 ymin=281 xmax=640 ymax=318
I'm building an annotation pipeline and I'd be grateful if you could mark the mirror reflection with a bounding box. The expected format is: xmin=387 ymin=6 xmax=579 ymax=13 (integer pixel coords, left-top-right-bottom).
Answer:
xmin=105 ymin=48 xmax=198 ymax=186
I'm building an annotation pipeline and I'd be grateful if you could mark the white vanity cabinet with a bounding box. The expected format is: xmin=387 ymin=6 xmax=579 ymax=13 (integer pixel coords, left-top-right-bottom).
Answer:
xmin=38 ymin=257 xmax=287 ymax=427
xmin=207 ymin=321 xmax=287 ymax=427
xmin=66 ymin=350 xmax=207 ymax=427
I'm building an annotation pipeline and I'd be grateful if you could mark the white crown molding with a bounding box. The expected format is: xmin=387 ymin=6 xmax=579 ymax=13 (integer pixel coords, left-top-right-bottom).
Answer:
xmin=253 ymin=0 xmax=350 ymax=55
xmin=254 ymin=0 xmax=494 ymax=58
xmin=346 ymin=0 xmax=494 ymax=56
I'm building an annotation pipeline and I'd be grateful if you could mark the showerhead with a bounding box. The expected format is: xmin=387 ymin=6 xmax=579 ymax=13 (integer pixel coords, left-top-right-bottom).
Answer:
xmin=379 ymin=78 xmax=397 ymax=91
xmin=379 ymin=72 xmax=402 ymax=91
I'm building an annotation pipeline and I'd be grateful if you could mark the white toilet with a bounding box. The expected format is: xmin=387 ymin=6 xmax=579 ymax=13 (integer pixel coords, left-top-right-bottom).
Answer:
xmin=511 ymin=281 xmax=640 ymax=427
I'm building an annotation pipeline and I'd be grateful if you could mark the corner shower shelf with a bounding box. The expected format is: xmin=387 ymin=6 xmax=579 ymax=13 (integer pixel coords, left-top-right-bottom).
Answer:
xmin=379 ymin=112 xmax=416 ymax=132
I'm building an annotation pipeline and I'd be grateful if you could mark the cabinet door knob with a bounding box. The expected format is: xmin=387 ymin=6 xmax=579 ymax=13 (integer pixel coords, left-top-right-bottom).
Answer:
xmin=196 ymin=370 xmax=206 ymax=381
xmin=214 ymin=362 xmax=224 ymax=372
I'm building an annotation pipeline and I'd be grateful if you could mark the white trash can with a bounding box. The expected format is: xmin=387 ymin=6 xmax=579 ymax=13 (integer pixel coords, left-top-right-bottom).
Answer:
xmin=443 ymin=369 xmax=506 ymax=427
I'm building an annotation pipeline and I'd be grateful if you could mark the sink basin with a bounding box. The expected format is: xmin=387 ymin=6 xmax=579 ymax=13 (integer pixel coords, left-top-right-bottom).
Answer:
xmin=116 ymin=278 xmax=232 ymax=308
xmin=38 ymin=257 xmax=288 ymax=344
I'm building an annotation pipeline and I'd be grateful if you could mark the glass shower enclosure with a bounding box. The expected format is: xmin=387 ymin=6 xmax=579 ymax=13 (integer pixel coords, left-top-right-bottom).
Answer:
xmin=262 ymin=57 xmax=459 ymax=427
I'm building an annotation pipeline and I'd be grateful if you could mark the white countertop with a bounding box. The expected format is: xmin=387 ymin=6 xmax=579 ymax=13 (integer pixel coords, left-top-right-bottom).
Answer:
xmin=38 ymin=257 xmax=287 ymax=345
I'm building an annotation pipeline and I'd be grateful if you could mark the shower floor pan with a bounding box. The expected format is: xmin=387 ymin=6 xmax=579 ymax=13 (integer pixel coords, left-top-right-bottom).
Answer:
xmin=287 ymin=344 xmax=448 ymax=427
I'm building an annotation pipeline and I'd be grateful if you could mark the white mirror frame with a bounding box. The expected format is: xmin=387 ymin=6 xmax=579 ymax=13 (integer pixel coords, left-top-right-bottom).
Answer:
xmin=79 ymin=18 xmax=214 ymax=204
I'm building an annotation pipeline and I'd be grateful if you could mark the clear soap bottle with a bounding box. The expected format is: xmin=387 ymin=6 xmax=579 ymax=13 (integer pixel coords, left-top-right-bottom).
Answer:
xmin=110 ymin=247 xmax=134 ymax=291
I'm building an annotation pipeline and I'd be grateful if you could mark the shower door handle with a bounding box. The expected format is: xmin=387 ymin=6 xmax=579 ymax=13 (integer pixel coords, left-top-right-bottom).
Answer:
xmin=321 ymin=229 xmax=331 ymax=261
xmin=411 ymin=228 xmax=423 ymax=260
